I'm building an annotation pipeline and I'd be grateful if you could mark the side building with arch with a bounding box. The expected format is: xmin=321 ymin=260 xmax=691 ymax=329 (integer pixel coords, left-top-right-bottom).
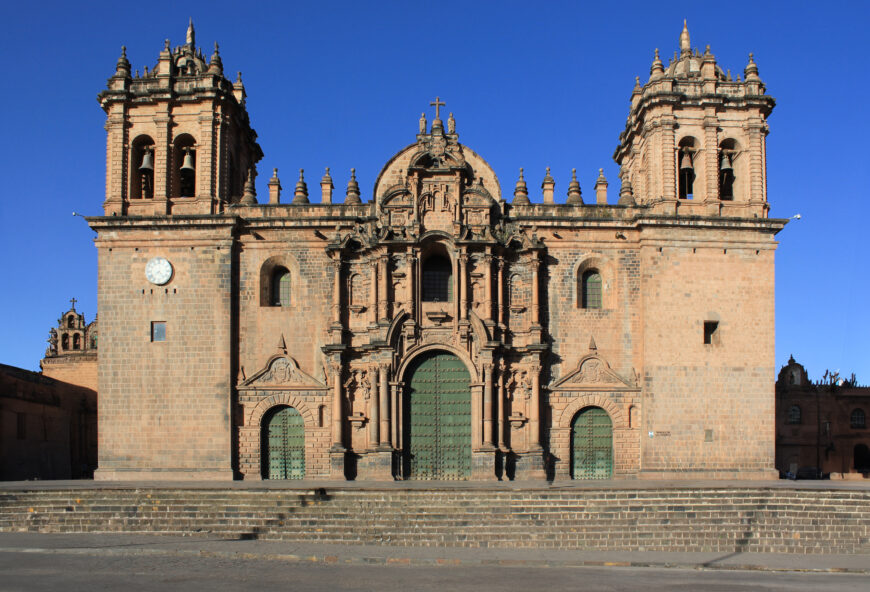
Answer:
xmin=88 ymin=22 xmax=784 ymax=481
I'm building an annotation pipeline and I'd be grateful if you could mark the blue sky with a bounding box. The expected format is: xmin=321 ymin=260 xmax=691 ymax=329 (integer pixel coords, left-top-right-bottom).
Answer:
xmin=0 ymin=1 xmax=866 ymax=382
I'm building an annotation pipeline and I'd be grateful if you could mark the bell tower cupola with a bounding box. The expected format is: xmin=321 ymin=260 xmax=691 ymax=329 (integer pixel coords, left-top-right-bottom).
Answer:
xmin=613 ymin=22 xmax=776 ymax=217
xmin=98 ymin=21 xmax=263 ymax=216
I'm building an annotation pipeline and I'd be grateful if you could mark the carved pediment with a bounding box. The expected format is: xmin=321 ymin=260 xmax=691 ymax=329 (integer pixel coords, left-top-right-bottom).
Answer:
xmin=241 ymin=355 xmax=324 ymax=390
xmin=551 ymin=354 xmax=638 ymax=391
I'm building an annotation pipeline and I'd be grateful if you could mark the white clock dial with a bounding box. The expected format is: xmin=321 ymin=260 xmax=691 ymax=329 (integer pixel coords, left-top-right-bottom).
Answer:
xmin=145 ymin=257 xmax=173 ymax=285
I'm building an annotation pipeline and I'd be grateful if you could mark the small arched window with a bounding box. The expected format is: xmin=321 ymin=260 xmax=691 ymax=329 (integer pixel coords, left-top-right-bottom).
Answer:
xmin=172 ymin=134 xmax=197 ymax=198
xmin=582 ymin=270 xmax=602 ymax=309
xmin=787 ymin=405 xmax=802 ymax=425
xmin=130 ymin=135 xmax=155 ymax=199
xmin=851 ymin=408 xmax=866 ymax=429
xmin=90 ymin=334 xmax=98 ymax=349
xmin=67 ymin=315 xmax=75 ymax=328
xmin=61 ymin=334 xmax=69 ymax=350
xmin=73 ymin=334 xmax=81 ymax=350
xmin=719 ymin=139 xmax=737 ymax=201
xmin=271 ymin=267 xmax=291 ymax=307
xmin=422 ymin=254 xmax=452 ymax=302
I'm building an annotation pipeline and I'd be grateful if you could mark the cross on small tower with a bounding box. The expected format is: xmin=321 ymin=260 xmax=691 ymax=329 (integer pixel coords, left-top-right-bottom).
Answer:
xmin=430 ymin=96 xmax=445 ymax=120
xmin=70 ymin=297 xmax=77 ymax=310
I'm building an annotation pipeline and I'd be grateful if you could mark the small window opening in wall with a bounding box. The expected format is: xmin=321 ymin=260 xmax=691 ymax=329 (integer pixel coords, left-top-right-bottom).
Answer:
xmin=704 ymin=429 xmax=714 ymax=442
xmin=318 ymin=405 xmax=326 ymax=428
xmin=151 ymin=321 xmax=166 ymax=342
xmin=703 ymin=321 xmax=719 ymax=345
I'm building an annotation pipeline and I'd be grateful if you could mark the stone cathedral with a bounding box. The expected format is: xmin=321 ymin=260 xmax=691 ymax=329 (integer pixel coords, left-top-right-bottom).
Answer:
xmin=89 ymin=22 xmax=783 ymax=481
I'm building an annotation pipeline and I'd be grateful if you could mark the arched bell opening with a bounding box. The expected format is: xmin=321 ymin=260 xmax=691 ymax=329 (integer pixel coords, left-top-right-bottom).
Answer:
xmin=719 ymin=138 xmax=739 ymax=201
xmin=570 ymin=406 xmax=613 ymax=479
xmin=172 ymin=133 xmax=197 ymax=198
xmin=130 ymin=135 xmax=155 ymax=199
xmin=260 ymin=405 xmax=305 ymax=480
xmin=677 ymin=136 xmax=697 ymax=200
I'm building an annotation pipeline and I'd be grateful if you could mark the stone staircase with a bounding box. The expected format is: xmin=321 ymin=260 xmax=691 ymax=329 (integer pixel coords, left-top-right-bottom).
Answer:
xmin=1 ymin=487 xmax=869 ymax=554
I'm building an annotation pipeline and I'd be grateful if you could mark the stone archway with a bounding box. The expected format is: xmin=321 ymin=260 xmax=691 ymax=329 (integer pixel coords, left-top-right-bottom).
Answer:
xmin=261 ymin=405 xmax=305 ymax=480
xmin=402 ymin=350 xmax=471 ymax=480
xmin=571 ymin=406 xmax=613 ymax=479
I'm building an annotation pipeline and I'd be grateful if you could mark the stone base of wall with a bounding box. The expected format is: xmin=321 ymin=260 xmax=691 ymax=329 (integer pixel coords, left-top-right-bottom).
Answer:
xmin=637 ymin=469 xmax=779 ymax=480
xmin=93 ymin=468 xmax=235 ymax=481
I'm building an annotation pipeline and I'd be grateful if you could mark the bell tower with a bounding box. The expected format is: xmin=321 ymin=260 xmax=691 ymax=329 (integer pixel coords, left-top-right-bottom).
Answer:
xmin=98 ymin=20 xmax=262 ymax=216
xmin=613 ymin=21 xmax=775 ymax=217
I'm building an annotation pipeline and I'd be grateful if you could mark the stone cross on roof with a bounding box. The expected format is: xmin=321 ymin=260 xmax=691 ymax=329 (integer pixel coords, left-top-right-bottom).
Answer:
xmin=70 ymin=297 xmax=77 ymax=310
xmin=430 ymin=96 xmax=445 ymax=120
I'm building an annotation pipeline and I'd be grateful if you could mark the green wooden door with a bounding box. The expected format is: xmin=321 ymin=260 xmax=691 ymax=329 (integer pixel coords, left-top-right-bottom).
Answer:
xmin=571 ymin=407 xmax=613 ymax=479
xmin=405 ymin=352 xmax=471 ymax=480
xmin=263 ymin=406 xmax=305 ymax=480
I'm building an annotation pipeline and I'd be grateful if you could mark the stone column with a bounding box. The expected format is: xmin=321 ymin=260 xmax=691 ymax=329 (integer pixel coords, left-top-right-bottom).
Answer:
xmin=482 ymin=363 xmax=494 ymax=448
xmin=747 ymin=120 xmax=765 ymax=204
xmin=378 ymin=252 xmax=389 ymax=322
xmin=330 ymin=363 xmax=344 ymax=450
xmin=405 ymin=249 xmax=415 ymax=320
xmin=497 ymin=257 xmax=505 ymax=327
xmin=703 ymin=115 xmax=720 ymax=202
xmin=483 ymin=252 xmax=493 ymax=322
xmin=661 ymin=117 xmax=677 ymax=200
xmin=530 ymin=255 xmax=540 ymax=326
xmin=370 ymin=256 xmax=378 ymax=326
xmin=369 ymin=366 xmax=380 ymax=448
xmin=154 ymin=113 xmax=171 ymax=203
xmin=528 ymin=364 xmax=542 ymax=451
xmin=459 ymin=251 xmax=468 ymax=321
xmin=331 ymin=258 xmax=342 ymax=326
xmin=379 ymin=363 xmax=390 ymax=448
xmin=497 ymin=363 xmax=506 ymax=451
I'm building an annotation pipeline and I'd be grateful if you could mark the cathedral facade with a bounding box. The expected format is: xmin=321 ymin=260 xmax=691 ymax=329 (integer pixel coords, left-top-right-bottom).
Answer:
xmin=89 ymin=22 xmax=783 ymax=481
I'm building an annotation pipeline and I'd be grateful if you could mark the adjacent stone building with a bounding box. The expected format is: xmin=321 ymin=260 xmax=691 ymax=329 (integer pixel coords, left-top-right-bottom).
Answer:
xmin=0 ymin=302 xmax=98 ymax=480
xmin=88 ymin=22 xmax=784 ymax=481
xmin=776 ymin=357 xmax=870 ymax=478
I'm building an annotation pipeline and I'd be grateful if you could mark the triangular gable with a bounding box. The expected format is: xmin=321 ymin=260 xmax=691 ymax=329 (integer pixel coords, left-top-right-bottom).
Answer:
xmin=550 ymin=353 xmax=638 ymax=391
xmin=240 ymin=355 xmax=325 ymax=390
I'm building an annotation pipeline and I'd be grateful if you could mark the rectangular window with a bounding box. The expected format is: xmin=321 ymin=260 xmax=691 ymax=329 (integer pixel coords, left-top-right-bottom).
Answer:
xmin=703 ymin=321 xmax=719 ymax=345
xmin=151 ymin=321 xmax=166 ymax=342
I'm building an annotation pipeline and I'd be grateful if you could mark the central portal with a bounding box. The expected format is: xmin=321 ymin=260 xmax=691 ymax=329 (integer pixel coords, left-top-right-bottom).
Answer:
xmin=403 ymin=351 xmax=471 ymax=480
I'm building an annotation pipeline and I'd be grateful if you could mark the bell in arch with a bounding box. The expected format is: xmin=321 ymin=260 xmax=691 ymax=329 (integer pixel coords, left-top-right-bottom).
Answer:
xmin=139 ymin=149 xmax=154 ymax=171
xmin=679 ymin=151 xmax=693 ymax=171
xmin=180 ymin=148 xmax=195 ymax=172
xmin=719 ymin=152 xmax=733 ymax=172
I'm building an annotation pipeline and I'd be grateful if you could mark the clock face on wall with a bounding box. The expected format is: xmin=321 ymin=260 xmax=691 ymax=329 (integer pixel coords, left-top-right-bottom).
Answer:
xmin=145 ymin=257 xmax=173 ymax=285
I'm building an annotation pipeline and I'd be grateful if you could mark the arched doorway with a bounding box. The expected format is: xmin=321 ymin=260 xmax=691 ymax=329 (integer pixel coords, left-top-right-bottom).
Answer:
xmin=571 ymin=407 xmax=613 ymax=479
xmin=261 ymin=406 xmax=305 ymax=479
xmin=854 ymin=444 xmax=870 ymax=473
xmin=403 ymin=350 xmax=471 ymax=480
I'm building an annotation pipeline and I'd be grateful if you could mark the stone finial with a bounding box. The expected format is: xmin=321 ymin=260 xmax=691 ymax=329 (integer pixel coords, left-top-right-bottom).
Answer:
xmin=115 ymin=46 xmax=131 ymax=78
xmin=566 ymin=168 xmax=583 ymax=205
xmin=277 ymin=334 xmax=287 ymax=354
xmin=618 ymin=178 xmax=635 ymax=206
xmin=233 ymin=71 xmax=246 ymax=105
xmin=588 ymin=335 xmax=597 ymax=351
xmin=292 ymin=169 xmax=309 ymax=204
xmin=649 ymin=48 xmax=664 ymax=80
xmin=186 ymin=18 xmax=196 ymax=47
xmin=704 ymin=44 xmax=711 ymax=56
xmin=679 ymin=19 xmax=691 ymax=57
xmin=541 ymin=167 xmax=555 ymax=204
xmin=320 ymin=167 xmax=334 ymax=204
xmin=513 ymin=168 xmax=530 ymax=204
xmin=345 ymin=168 xmax=361 ymax=204
xmin=268 ymin=168 xmax=282 ymax=204
xmin=595 ymin=168 xmax=608 ymax=205
xmin=164 ymin=39 xmax=171 ymax=52
xmin=744 ymin=52 xmax=760 ymax=81
xmin=633 ymin=76 xmax=642 ymax=94
xmin=419 ymin=112 xmax=427 ymax=134
xmin=241 ymin=167 xmax=258 ymax=205
xmin=208 ymin=42 xmax=223 ymax=75
xmin=447 ymin=112 xmax=456 ymax=134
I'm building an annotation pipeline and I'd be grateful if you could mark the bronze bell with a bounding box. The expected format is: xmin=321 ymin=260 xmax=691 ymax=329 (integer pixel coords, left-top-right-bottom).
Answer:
xmin=679 ymin=151 xmax=693 ymax=171
xmin=139 ymin=149 xmax=154 ymax=171
xmin=180 ymin=149 xmax=195 ymax=172
xmin=719 ymin=152 xmax=732 ymax=172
